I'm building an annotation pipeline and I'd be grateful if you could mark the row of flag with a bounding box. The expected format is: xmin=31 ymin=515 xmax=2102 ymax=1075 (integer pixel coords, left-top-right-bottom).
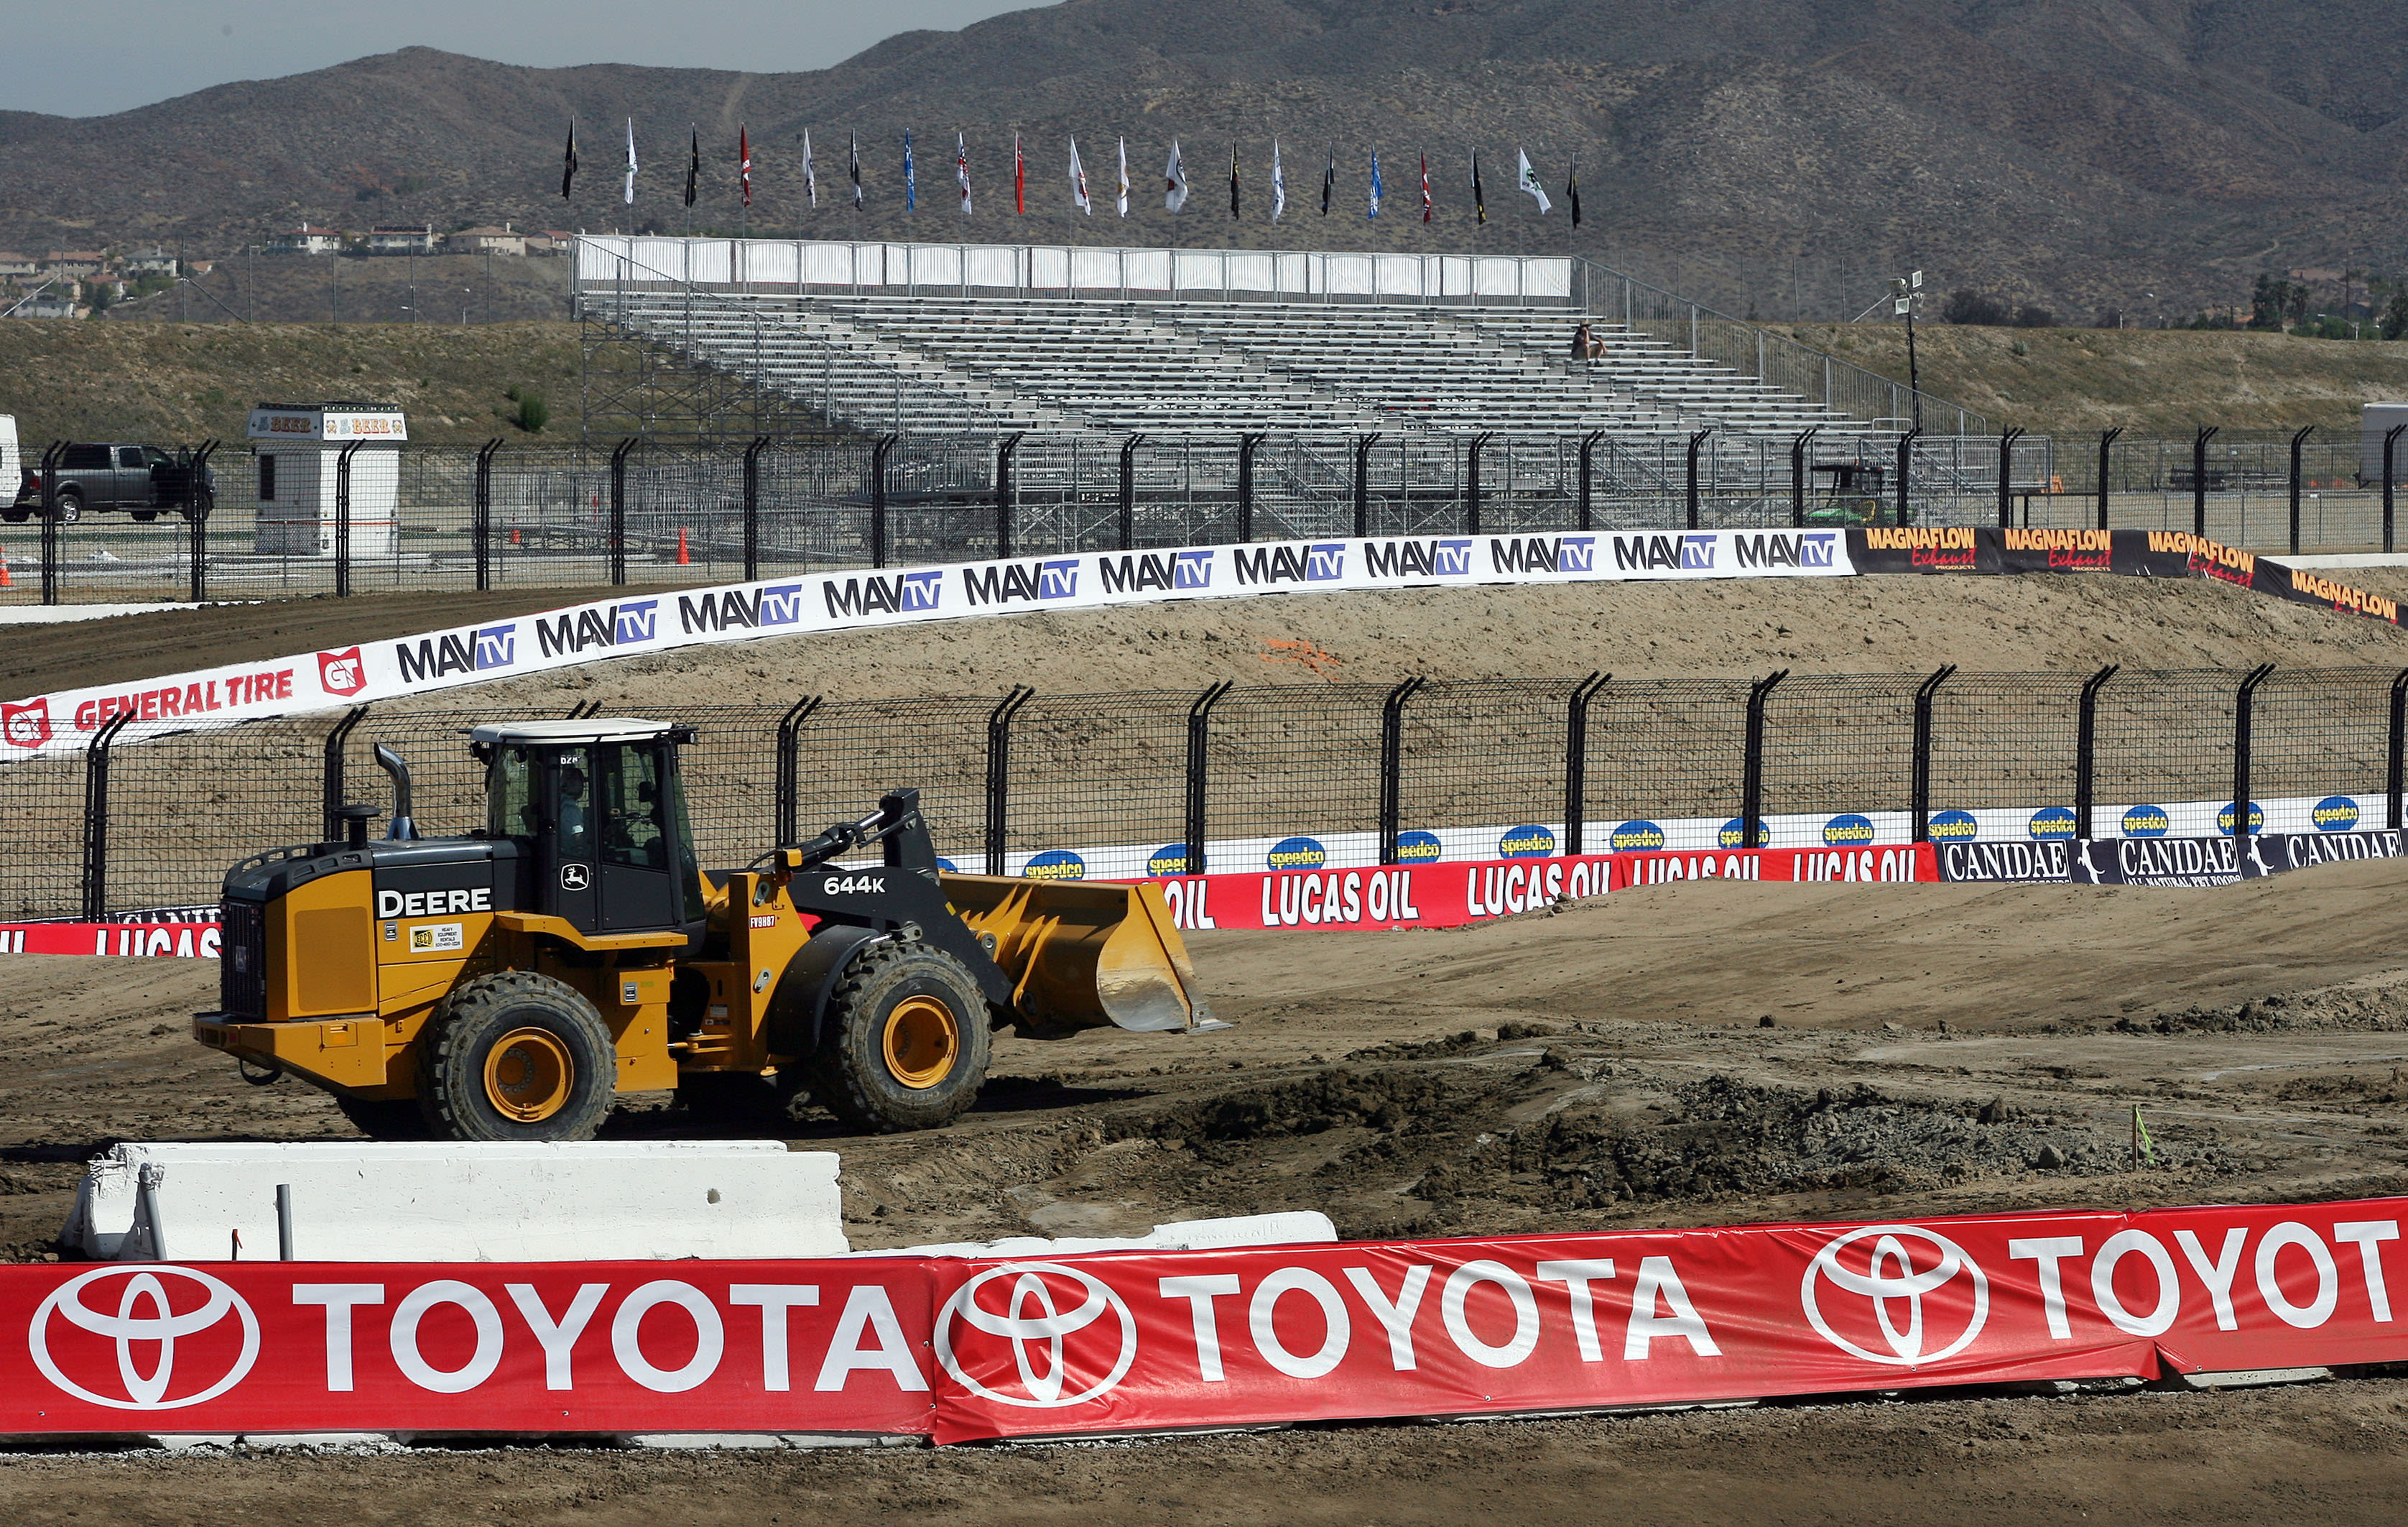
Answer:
xmin=560 ymin=122 xmax=1585 ymax=226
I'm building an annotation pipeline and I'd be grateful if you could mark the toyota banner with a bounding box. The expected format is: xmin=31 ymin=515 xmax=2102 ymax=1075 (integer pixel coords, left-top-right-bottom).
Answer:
xmin=4 ymin=1197 xmax=2399 ymax=1441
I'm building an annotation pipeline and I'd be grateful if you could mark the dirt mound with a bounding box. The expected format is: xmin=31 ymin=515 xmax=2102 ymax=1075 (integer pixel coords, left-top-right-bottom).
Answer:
xmin=2123 ymin=972 xmax=2408 ymax=1035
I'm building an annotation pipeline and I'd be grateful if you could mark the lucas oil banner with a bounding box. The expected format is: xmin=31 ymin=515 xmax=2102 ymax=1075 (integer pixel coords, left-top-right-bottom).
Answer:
xmin=0 ymin=529 xmax=1852 ymax=761
xmin=1 ymin=1196 xmax=2397 ymax=1442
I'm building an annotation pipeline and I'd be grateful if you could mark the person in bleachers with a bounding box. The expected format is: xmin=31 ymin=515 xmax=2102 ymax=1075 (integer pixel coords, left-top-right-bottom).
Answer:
xmin=1570 ymin=321 xmax=1606 ymax=361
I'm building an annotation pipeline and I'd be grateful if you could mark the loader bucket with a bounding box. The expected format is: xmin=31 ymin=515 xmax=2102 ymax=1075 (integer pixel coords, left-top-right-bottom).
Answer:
xmin=940 ymin=874 xmax=1219 ymax=1034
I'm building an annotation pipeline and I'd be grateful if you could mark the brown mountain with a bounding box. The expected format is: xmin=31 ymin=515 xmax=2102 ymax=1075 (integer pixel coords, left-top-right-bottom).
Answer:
xmin=4 ymin=1 xmax=2404 ymax=322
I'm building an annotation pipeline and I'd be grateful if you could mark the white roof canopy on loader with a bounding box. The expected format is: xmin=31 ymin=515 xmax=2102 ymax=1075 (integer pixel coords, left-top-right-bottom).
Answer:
xmin=469 ymin=718 xmax=679 ymax=745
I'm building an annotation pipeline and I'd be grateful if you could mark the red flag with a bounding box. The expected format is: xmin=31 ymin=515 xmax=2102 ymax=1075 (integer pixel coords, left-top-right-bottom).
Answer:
xmin=739 ymin=127 xmax=752 ymax=207
xmin=1420 ymin=152 xmax=1432 ymax=223
xmin=1014 ymin=133 xmax=1025 ymax=216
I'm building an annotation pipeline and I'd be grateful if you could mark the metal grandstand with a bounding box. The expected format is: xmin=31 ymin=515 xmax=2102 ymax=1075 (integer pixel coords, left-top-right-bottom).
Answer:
xmin=569 ymin=234 xmax=1991 ymax=518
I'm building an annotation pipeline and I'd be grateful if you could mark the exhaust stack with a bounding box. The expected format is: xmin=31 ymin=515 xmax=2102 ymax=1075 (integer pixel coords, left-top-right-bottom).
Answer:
xmin=374 ymin=744 xmax=418 ymax=841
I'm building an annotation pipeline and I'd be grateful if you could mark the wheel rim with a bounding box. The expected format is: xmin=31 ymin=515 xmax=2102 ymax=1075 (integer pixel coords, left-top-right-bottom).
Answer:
xmin=881 ymin=996 xmax=960 ymax=1089
xmin=483 ymin=1027 xmax=575 ymax=1122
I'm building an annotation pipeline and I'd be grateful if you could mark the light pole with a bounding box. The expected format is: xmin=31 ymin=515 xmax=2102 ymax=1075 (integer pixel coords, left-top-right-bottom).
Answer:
xmin=1892 ymin=270 xmax=1924 ymax=430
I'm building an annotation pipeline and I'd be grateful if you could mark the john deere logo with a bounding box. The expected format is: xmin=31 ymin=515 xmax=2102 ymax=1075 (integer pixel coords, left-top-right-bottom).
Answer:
xmin=1927 ymin=810 xmax=1978 ymax=842
xmin=2313 ymin=795 xmax=2361 ymax=832
xmin=2120 ymin=805 xmax=2169 ymax=839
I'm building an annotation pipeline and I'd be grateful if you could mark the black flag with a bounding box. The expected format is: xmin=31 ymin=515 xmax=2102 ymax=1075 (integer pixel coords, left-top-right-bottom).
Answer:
xmin=1229 ymin=146 xmax=1241 ymax=218
xmin=849 ymin=130 xmax=863 ymax=208
xmin=560 ymin=119 xmax=578 ymax=199
xmin=1319 ymin=147 xmax=1335 ymax=216
xmin=1566 ymin=154 xmax=1581 ymax=229
xmin=685 ymin=126 xmax=700 ymax=208
xmin=1472 ymin=149 xmax=1486 ymax=226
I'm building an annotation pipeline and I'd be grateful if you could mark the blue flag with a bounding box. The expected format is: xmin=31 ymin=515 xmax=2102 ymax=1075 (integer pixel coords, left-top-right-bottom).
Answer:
xmin=904 ymin=130 xmax=916 ymax=213
xmin=1368 ymin=150 xmax=1382 ymax=219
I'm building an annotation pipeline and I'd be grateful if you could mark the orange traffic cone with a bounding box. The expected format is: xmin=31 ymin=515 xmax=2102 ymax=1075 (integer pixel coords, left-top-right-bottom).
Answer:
xmin=0 ymin=548 xmax=11 ymax=589
xmin=677 ymin=527 xmax=690 ymax=566
xmin=510 ymin=527 xmax=522 ymax=546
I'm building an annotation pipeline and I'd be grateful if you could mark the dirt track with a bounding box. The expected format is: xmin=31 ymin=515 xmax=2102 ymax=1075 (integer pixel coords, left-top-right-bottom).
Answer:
xmin=8 ymin=567 xmax=2408 ymax=711
xmin=5 ymin=864 xmax=2408 ymax=1519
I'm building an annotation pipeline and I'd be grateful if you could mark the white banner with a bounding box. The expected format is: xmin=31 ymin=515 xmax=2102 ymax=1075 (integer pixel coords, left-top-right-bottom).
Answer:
xmin=0 ymin=529 xmax=1851 ymax=760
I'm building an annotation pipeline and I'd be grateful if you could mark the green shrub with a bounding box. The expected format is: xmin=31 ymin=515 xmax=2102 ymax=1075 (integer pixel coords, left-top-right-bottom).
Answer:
xmin=513 ymin=390 xmax=548 ymax=433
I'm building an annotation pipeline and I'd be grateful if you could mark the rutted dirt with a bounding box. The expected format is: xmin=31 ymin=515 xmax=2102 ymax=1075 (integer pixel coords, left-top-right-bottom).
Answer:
xmin=9 ymin=809 xmax=2408 ymax=1517
xmin=10 ymin=565 xmax=2408 ymax=711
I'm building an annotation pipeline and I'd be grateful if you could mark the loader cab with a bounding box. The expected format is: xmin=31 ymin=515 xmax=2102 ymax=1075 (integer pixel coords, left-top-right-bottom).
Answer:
xmin=470 ymin=719 xmax=703 ymax=938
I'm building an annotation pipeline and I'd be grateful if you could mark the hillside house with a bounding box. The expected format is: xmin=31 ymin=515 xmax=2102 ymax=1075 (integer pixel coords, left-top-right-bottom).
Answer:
xmin=449 ymin=223 xmax=527 ymax=256
xmin=268 ymin=225 xmax=345 ymax=256
xmin=365 ymin=225 xmax=436 ymax=255
xmin=40 ymin=252 xmax=104 ymax=278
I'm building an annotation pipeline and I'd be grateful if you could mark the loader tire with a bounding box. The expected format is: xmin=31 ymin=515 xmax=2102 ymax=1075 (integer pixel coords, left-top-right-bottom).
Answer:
xmin=334 ymin=1094 xmax=432 ymax=1140
xmin=417 ymin=970 xmax=616 ymax=1142
xmin=813 ymin=940 xmax=991 ymax=1133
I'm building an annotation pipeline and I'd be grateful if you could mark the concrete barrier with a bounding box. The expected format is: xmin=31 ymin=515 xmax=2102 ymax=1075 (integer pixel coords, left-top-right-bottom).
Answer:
xmin=65 ymin=1140 xmax=841 ymax=1263
xmin=871 ymin=1210 xmax=1338 ymax=1260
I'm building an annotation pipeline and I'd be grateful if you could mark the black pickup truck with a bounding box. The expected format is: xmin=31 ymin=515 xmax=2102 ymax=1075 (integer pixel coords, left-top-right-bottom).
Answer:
xmin=9 ymin=443 xmax=216 ymax=523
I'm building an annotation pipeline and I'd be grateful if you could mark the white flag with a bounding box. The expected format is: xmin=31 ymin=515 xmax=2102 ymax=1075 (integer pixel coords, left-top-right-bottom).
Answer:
xmin=1516 ymin=147 xmax=1552 ymax=213
xmin=1272 ymin=139 xmax=1286 ymax=223
xmin=1164 ymin=139 xmax=1187 ymax=212
xmin=623 ymin=118 xmax=638 ymax=206
xmin=1069 ymin=137 xmax=1091 ymax=214
xmin=802 ymin=129 xmax=817 ymax=209
xmin=957 ymin=132 xmax=973 ymax=214
xmin=1116 ymin=137 xmax=1130 ymax=217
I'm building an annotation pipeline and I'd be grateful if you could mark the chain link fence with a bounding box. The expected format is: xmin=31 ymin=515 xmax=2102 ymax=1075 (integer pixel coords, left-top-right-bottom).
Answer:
xmin=17 ymin=663 xmax=2408 ymax=921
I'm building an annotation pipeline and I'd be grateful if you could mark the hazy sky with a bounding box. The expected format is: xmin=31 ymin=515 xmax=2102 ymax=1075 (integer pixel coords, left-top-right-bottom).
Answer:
xmin=3 ymin=1 xmax=1047 ymax=118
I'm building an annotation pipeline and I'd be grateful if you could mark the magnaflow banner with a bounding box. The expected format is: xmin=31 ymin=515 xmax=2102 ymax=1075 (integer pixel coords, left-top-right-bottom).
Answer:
xmin=1935 ymin=829 xmax=2405 ymax=886
xmin=1 ymin=1198 xmax=2399 ymax=1441
xmin=1849 ymin=527 xmax=2401 ymax=626
xmin=0 ymin=530 xmax=1853 ymax=761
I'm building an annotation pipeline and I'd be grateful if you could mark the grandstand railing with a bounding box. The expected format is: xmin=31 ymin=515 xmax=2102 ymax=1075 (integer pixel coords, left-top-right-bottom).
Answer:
xmin=12 ymin=665 xmax=2403 ymax=920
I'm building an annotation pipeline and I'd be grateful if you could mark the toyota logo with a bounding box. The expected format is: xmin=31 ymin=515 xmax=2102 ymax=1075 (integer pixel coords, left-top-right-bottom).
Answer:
xmin=30 ymin=1265 xmax=261 ymax=1410
xmin=1801 ymin=1224 xmax=1989 ymax=1365
xmin=934 ymin=1263 xmax=1136 ymax=1408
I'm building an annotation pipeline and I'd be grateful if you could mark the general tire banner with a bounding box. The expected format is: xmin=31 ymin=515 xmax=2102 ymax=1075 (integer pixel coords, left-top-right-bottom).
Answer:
xmin=1146 ymin=845 xmax=1936 ymax=933
xmin=4 ymin=1199 xmax=2401 ymax=1441
xmin=0 ymin=530 xmax=1852 ymax=760
xmin=1849 ymin=527 xmax=2400 ymax=626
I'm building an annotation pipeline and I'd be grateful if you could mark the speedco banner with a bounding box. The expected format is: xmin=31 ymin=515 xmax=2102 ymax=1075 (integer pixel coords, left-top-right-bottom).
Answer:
xmin=1147 ymin=844 xmax=1936 ymax=932
xmin=0 ymin=529 xmax=1851 ymax=760
xmin=1 ymin=1197 xmax=2397 ymax=1441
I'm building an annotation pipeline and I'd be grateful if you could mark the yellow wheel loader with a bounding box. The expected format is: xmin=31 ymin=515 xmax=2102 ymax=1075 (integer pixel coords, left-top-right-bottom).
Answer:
xmin=195 ymin=719 xmax=1218 ymax=1140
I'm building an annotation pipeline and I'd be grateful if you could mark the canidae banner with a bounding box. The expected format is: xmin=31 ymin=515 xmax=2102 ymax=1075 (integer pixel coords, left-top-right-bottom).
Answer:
xmin=1 ymin=1198 xmax=2398 ymax=1441
xmin=0 ymin=530 xmax=1848 ymax=760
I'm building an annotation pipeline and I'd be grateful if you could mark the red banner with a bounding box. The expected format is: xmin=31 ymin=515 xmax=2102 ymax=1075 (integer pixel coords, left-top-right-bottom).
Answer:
xmin=0 ymin=921 xmax=221 ymax=957
xmin=1146 ymin=844 xmax=1937 ymax=932
xmin=1 ymin=1196 xmax=2395 ymax=1441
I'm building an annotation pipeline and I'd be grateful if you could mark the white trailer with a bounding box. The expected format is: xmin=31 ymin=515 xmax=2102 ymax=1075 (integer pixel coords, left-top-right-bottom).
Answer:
xmin=245 ymin=401 xmax=406 ymax=558
xmin=2361 ymin=403 xmax=2408 ymax=486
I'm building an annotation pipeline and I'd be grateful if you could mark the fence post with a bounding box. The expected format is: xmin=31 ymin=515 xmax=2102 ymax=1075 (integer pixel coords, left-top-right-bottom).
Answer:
xmin=333 ymin=440 xmax=362 ymax=596
xmin=2288 ymin=425 xmax=2314 ymax=555
xmin=1789 ymin=430 xmax=1819 ymax=529
xmin=1996 ymin=427 xmax=2025 ymax=529
xmin=2192 ymin=425 xmax=2218 ymax=538
xmin=186 ymin=439 xmax=217 ymax=603
xmin=2075 ymin=664 xmax=2118 ymax=841
xmin=1183 ymin=681 xmax=1232 ymax=875
xmin=870 ymin=433 xmax=897 ymax=568
xmin=742 ymin=435 xmax=769 ymax=583
xmin=472 ymin=438 xmax=500 ymax=591
xmin=608 ymin=437 xmax=634 ymax=586
xmin=1741 ymin=670 xmax=1787 ymax=849
xmin=1894 ymin=427 xmax=1919 ymax=527
xmin=1119 ymin=433 xmax=1144 ymax=550
xmin=1909 ymin=665 xmax=1955 ymax=842
xmin=1578 ymin=429 xmax=1604 ymax=532
xmin=1465 ymin=433 xmax=1494 ymax=536
xmin=2390 ymin=668 xmax=2408 ymax=832
xmin=1562 ymin=672 xmax=1608 ymax=854
xmin=1685 ymin=428 xmax=1710 ymax=530
xmin=80 ymin=712 xmax=134 ymax=922
xmin=2386 ymin=424 xmax=2405 ymax=555
xmin=1353 ymin=433 xmax=1380 ymax=539
xmin=37 ymin=441 xmax=62 ymax=606
xmin=2094 ymin=427 xmax=2121 ymax=533
xmin=994 ymin=432 xmax=1024 ymax=559
xmin=1237 ymin=433 xmax=1266 ymax=544
xmin=773 ymin=693 xmax=823 ymax=845
xmin=1377 ymin=676 xmax=1426 ymax=865
xmin=984 ymin=686 xmax=1034 ymax=876
xmin=320 ymin=705 xmax=369 ymax=841
xmin=2233 ymin=663 xmax=2274 ymax=856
